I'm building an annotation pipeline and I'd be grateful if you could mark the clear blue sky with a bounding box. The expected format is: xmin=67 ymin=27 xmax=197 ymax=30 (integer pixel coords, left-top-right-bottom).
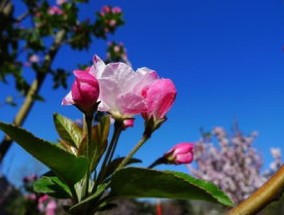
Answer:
xmin=1 ymin=0 xmax=284 ymax=186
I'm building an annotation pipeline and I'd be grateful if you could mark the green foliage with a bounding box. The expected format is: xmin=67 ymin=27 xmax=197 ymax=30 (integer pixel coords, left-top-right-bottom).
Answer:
xmin=33 ymin=172 xmax=72 ymax=198
xmin=89 ymin=116 xmax=110 ymax=171
xmin=110 ymin=167 xmax=234 ymax=207
xmin=0 ymin=121 xmax=88 ymax=186
xmin=98 ymin=157 xmax=141 ymax=183
xmin=54 ymin=113 xmax=83 ymax=150
xmin=68 ymin=183 xmax=109 ymax=214
xmin=0 ymin=113 xmax=234 ymax=214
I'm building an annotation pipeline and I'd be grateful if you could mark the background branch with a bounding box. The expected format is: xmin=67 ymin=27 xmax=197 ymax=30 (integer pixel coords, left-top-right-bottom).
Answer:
xmin=227 ymin=164 xmax=284 ymax=215
xmin=0 ymin=29 xmax=66 ymax=164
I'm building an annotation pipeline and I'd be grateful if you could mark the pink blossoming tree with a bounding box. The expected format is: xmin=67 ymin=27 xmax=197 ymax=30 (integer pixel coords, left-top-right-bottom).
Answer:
xmin=188 ymin=124 xmax=283 ymax=214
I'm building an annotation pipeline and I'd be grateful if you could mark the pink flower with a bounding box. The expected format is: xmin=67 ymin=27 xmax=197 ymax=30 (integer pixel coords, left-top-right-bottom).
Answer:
xmin=114 ymin=45 xmax=120 ymax=52
xmin=29 ymin=54 xmax=39 ymax=63
xmin=56 ymin=0 xmax=66 ymax=5
xmin=89 ymin=56 xmax=157 ymax=119
xmin=109 ymin=19 xmax=117 ymax=27
xmin=46 ymin=200 xmax=57 ymax=215
xmin=62 ymin=69 xmax=100 ymax=114
xmin=23 ymin=174 xmax=37 ymax=183
xmin=48 ymin=6 xmax=63 ymax=15
xmin=112 ymin=6 xmax=122 ymax=14
xmin=270 ymin=147 xmax=281 ymax=159
xmin=122 ymin=118 xmax=134 ymax=129
xmin=25 ymin=193 xmax=37 ymax=201
xmin=164 ymin=143 xmax=194 ymax=164
xmin=102 ymin=5 xmax=111 ymax=13
xmin=38 ymin=194 xmax=49 ymax=203
xmin=142 ymin=79 xmax=177 ymax=121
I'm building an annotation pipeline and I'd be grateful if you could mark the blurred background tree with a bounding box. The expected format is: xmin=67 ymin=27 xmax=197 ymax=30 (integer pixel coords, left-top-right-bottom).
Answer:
xmin=188 ymin=123 xmax=283 ymax=214
xmin=0 ymin=0 xmax=128 ymax=164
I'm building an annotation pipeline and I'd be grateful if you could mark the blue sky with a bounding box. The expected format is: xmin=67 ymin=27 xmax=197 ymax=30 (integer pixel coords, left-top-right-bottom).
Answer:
xmin=1 ymin=0 xmax=284 ymax=186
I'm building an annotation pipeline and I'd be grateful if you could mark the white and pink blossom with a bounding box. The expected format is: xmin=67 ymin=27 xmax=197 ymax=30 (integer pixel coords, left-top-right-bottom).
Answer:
xmin=89 ymin=55 xmax=157 ymax=119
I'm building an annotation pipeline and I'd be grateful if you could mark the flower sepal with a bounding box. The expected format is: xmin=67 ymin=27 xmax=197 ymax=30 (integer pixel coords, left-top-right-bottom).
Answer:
xmin=143 ymin=116 xmax=167 ymax=138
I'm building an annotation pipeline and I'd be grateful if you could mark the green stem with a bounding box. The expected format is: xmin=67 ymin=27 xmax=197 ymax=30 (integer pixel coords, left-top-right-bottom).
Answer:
xmin=227 ymin=164 xmax=284 ymax=215
xmin=84 ymin=114 xmax=94 ymax=198
xmin=107 ymin=121 xmax=123 ymax=166
xmin=116 ymin=133 xmax=150 ymax=172
xmin=97 ymin=120 xmax=123 ymax=182
xmin=148 ymin=157 xmax=166 ymax=169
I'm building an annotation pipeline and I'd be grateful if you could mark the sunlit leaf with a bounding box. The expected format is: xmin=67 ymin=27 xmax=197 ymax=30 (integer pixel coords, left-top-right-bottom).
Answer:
xmin=0 ymin=122 xmax=88 ymax=185
xmin=110 ymin=167 xmax=234 ymax=207
xmin=78 ymin=115 xmax=110 ymax=171
xmin=53 ymin=113 xmax=83 ymax=149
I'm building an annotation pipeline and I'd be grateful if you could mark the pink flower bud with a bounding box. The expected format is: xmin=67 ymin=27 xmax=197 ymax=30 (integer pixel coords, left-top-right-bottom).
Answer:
xmin=48 ymin=6 xmax=63 ymax=15
xmin=62 ymin=69 xmax=100 ymax=114
xmin=46 ymin=200 xmax=57 ymax=215
xmin=114 ymin=45 xmax=120 ymax=52
xmin=23 ymin=174 xmax=37 ymax=183
xmin=122 ymin=118 xmax=134 ymax=129
xmin=102 ymin=5 xmax=111 ymax=13
xmin=29 ymin=54 xmax=40 ymax=63
xmin=109 ymin=19 xmax=117 ymax=27
xmin=142 ymin=79 xmax=177 ymax=121
xmin=56 ymin=0 xmax=66 ymax=5
xmin=25 ymin=193 xmax=37 ymax=201
xmin=38 ymin=194 xmax=49 ymax=203
xmin=164 ymin=143 xmax=194 ymax=164
xmin=112 ymin=6 xmax=122 ymax=13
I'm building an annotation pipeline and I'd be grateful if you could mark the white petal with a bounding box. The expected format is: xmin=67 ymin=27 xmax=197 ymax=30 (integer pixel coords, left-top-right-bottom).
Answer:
xmin=62 ymin=91 xmax=74 ymax=105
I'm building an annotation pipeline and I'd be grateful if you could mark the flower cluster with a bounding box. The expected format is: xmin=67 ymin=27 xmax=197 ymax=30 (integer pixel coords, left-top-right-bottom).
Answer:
xmin=94 ymin=6 xmax=124 ymax=38
xmin=106 ymin=41 xmax=129 ymax=64
xmin=263 ymin=147 xmax=282 ymax=178
xmin=189 ymin=126 xmax=282 ymax=204
xmin=63 ymin=55 xmax=177 ymax=132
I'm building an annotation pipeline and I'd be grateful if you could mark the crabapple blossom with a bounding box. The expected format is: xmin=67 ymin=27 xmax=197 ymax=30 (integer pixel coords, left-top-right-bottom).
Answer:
xmin=56 ymin=0 xmax=66 ymax=5
xmin=29 ymin=54 xmax=40 ymax=63
xmin=112 ymin=6 xmax=122 ymax=14
xmin=62 ymin=69 xmax=99 ymax=114
xmin=102 ymin=5 xmax=111 ymax=14
xmin=48 ymin=6 xmax=63 ymax=15
xmin=89 ymin=55 xmax=157 ymax=119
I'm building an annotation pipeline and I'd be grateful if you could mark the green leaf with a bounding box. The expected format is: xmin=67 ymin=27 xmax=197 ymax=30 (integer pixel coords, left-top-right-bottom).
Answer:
xmin=97 ymin=157 xmax=141 ymax=183
xmin=78 ymin=115 xmax=110 ymax=171
xmin=110 ymin=167 xmax=234 ymax=207
xmin=68 ymin=183 xmax=108 ymax=215
xmin=33 ymin=172 xmax=72 ymax=198
xmin=0 ymin=122 xmax=88 ymax=185
xmin=53 ymin=113 xmax=83 ymax=149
